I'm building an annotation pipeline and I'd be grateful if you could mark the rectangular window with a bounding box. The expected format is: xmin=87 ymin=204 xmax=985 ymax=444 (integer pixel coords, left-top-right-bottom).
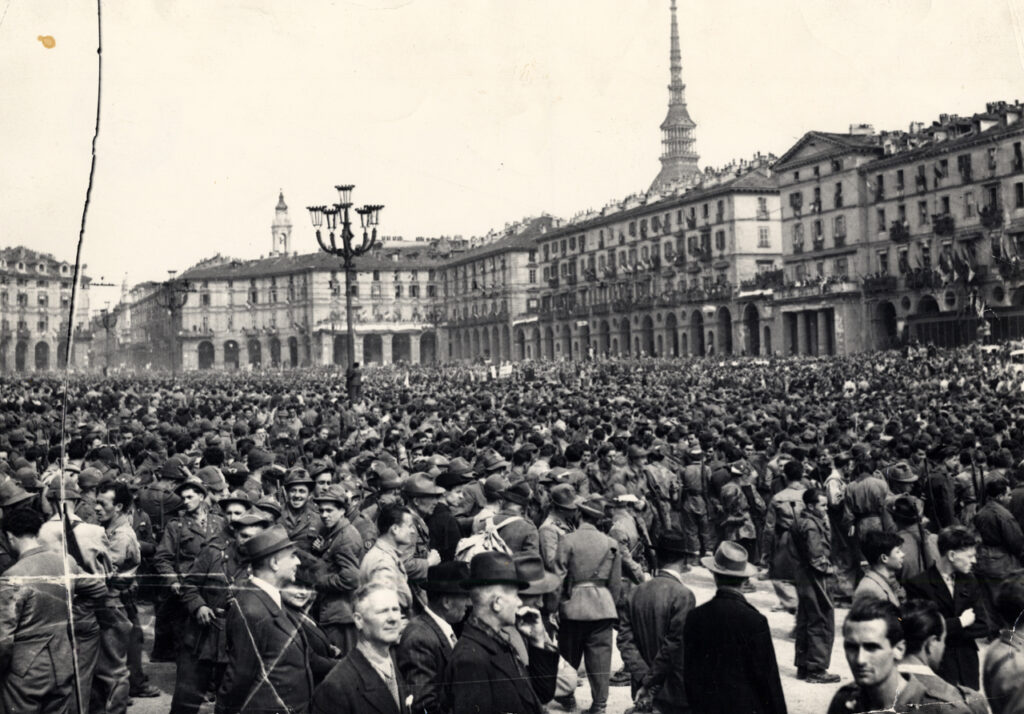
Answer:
xmin=896 ymin=169 xmax=905 ymax=192
xmin=918 ymin=201 xmax=929 ymax=225
xmin=714 ymin=230 xmax=726 ymax=251
xmin=941 ymin=196 xmax=951 ymax=214
xmin=756 ymin=260 xmax=774 ymax=273
xmin=394 ymin=285 xmax=402 ymax=298
xmin=702 ymin=204 xmax=709 ymax=218
xmin=833 ymin=215 xmax=846 ymax=238
xmin=877 ymin=208 xmax=886 ymax=232
xmin=372 ymin=270 xmax=380 ymax=281
xmin=834 ymin=257 xmax=848 ymax=276
xmin=427 ymin=285 xmax=436 ymax=297
xmin=875 ymin=174 xmax=884 ymax=201
xmin=757 ymin=196 xmax=768 ymax=220
xmin=200 ymin=293 xmax=210 ymax=306
xmin=758 ymin=227 xmax=770 ymax=247
xmin=528 ymin=269 xmax=536 ymax=284
xmin=834 ymin=182 xmax=844 ymax=208
xmin=965 ymin=191 xmax=976 ymax=218
xmin=957 ymin=154 xmax=973 ymax=182
xmin=1016 ymin=182 xmax=1024 ymax=208
xmin=898 ymin=204 xmax=907 ymax=223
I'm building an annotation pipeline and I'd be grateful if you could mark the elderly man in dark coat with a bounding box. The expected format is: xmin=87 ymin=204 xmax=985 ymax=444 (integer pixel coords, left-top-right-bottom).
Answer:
xmin=396 ymin=562 xmax=470 ymax=714
xmin=683 ymin=541 xmax=787 ymax=714
xmin=617 ymin=531 xmax=696 ymax=714
xmin=313 ymin=583 xmax=410 ymax=714
xmin=444 ymin=552 xmax=558 ymax=714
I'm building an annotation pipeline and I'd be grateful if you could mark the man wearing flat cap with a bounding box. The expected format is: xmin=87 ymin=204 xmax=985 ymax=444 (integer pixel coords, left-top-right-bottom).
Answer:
xmin=397 ymin=561 xmax=471 ymax=714
xmin=313 ymin=484 xmax=366 ymax=657
xmin=218 ymin=525 xmax=313 ymax=714
xmin=444 ymin=552 xmax=558 ymax=714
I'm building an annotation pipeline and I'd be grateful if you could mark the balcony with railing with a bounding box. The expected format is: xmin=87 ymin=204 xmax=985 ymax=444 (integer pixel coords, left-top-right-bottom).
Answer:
xmin=932 ymin=213 xmax=955 ymax=237
xmin=889 ymin=220 xmax=911 ymax=243
xmin=862 ymin=275 xmax=899 ymax=295
xmin=590 ymin=302 xmax=609 ymax=315
xmin=834 ymin=233 xmax=847 ymax=248
xmin=981 ymin=203 xmax=1004 ymax=229
xmin=740 ymin=268 xmax=785 ymax=292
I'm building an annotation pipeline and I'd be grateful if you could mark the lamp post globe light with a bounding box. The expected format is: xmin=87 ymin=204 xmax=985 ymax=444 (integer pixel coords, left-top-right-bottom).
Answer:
xmin=307 ymin=185 xmax=383 ymax=369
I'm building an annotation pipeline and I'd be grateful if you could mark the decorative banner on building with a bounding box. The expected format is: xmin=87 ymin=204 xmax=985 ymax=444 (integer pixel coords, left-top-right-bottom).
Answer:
xmin=575 ymin=320 xmax=588 ymax=328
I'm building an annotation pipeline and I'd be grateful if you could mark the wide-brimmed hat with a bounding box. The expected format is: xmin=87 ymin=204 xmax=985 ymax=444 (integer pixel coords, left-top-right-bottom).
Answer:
xmin=418 ymin=561 xmax=471 ymax=595
xmin=436 ymin=469 xmax=473 ymax=491
xmin=174 ymin=477 xmax=207 ymax=497
xmin=655 ymin=531 xmax=690 ymax=557
xmin=218 ymin=489 xmax=252 ymax=508
xmin=160 ymin=456 xmax=192 ymax=482
xmin=308 ymin=460 xmax=332 ymax=478
xmin=241 ymin=525 xmax=294 ymax=563
xmin=196 ymin=466 xmax=227 ymax=493
xmin=886 ymin=462 xmax=918 ymax=484
xmin=47 ymin=476 xmax=81 ymax=501
xmin=0 ymin=480 xmax=34 ymax=508
xmin=447 ymin=457 xmax=474 ymax=477
xmin=482 ymin=451 xmax=510 ymax=473
xmin=283 ymin=468 xmax=315 ymax=489
xmin=577 ymin=495 xmax=607 ymax=520
xmin=231 ymin=508 xmax=275 ymax=529
xmin=886 ymin=494 xmax=923 ymax=522
xmin=501 ymin=481 xmax=532 ymax=506
xmin=461 ymin=551 xmax=528 ymax=590
xmin=701 ymin=541 xmax=758 ymax=578
xmin=255 ymin=496 xmax=282 ymax=519
xmin=549 ymin=484 xmax=580 ymax=511
xmin=404 ymin=474 xmax=445 ymax=498
xmin=313 ymin=484 xmax=350 ymax=507
xmin=515 ymin=553 xmax=562 ymax=595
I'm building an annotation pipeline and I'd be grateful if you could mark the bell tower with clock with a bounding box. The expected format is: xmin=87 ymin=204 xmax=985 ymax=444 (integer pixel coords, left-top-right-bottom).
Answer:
xmin=271 ymin=190 xmax=292 ymax=256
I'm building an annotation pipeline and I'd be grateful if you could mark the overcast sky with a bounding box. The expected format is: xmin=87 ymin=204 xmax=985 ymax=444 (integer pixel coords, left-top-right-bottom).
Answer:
xmin=2 ymin=0 xmax=1023 ymax=311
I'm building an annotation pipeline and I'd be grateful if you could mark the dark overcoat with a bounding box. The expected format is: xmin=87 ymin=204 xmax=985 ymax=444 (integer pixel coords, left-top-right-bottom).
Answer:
xmin=396 ymin=612 xmax=452 ymax=714
xmin=682 ymin=589 xmax=788 ymax=714
xmin=312 ymin=647 xmax=410 ymax=714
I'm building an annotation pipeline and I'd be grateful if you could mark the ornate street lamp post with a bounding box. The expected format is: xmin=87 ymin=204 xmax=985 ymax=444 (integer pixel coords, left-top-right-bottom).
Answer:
xmin=156 ymin=271 xmax=191 ymax=373
xmin=99 ymin=306 xmax=117 ymax=373
xmin=307 ymin=185 xmax=383 ymax=368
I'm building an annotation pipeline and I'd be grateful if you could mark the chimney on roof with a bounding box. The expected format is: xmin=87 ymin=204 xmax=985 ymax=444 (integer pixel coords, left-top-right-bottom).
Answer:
xmin=848 ymin=123 xmax=875 ymax=136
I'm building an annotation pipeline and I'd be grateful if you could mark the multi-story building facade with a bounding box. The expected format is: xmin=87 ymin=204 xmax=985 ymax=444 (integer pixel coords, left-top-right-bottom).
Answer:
xmin=862 ymin=102 xmax=1024 ymax=349
xmin=765 ymin=100 xmax=1024 ymax=355
xmin=522 ymin=157 xmax=781 ymax=359
xmin=172 ymin=195 xmax=450 ymax=371
xmin=0 ymin=247 xmax=91 ymax=372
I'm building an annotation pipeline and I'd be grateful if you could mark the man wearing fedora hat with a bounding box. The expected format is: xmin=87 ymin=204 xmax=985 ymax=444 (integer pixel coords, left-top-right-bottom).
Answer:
xmin=171 ymin=510 xmax=273 ymax=714
xmin=538 ymin=483 xmax=578 ymax=578
xmin=557 ymin=494 xmax=621 ymax=714
xmin=397 ymin=561 xmax=471 ymax=714
xmin=282 ymin=467 xmax=323 ymax=553
xmin=617 ymin=531 xmax=696 ymax=714
xmin=492 ymin=481 xmax=540 ymax=557
xmin=313 ymin=484 xmax=366 ymax=657
xmin=218 ymin=525 xmax=313 ymax=714
xmin=445 ymin=551 xmax=558 ymax=714
xmin=683 ymin=541 xmax=787 ymax=714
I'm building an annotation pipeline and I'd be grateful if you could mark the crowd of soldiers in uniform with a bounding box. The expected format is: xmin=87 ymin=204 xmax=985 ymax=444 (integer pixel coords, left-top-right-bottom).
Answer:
xmin=0 ymin=343 xmax=1023 ymax=714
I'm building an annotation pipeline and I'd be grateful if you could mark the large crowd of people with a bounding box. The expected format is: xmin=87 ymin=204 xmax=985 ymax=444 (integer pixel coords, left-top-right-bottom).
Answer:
xmin=1 ymin=344 xmax=1024 ymax=714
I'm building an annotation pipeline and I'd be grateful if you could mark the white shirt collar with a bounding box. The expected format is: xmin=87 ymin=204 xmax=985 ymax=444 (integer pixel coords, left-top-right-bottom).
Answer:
xmin=897 ymin=662 xmax=935 ymax=676
xmin=250 ymin=576 xmax=281 ymax=608
xmin=424 ymin=605 xmax=458 ymax=648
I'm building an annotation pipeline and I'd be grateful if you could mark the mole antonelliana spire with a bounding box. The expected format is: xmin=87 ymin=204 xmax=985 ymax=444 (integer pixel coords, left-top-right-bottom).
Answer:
xmin=649 ymin=0 xmax=701 ymax=193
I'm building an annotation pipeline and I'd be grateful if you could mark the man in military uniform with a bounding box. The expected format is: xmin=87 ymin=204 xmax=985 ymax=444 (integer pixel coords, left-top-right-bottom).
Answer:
xmin=792 ymin=487 xmax=840 ymax=683
xmin=312 ymin=484 xmax=365 ymax=656
xmin=493 ymin=481 xmax=540 ymax=557
xmin=151 ymin=477 xmax=227 ymax=665
xmin=170 ymin=509 xmax=272 ymax=714
xmin=538 ymin=483 xmax=577 ymax=577
xmin=403 ymin=474 xmax=445 ymax=585
xmin=281 ymin=467 xmax=323 ymax=552
xmin=679 ymin=445 xmax=712 ymax=567
xmin=557 ymin=495 xmax=622 ymax=714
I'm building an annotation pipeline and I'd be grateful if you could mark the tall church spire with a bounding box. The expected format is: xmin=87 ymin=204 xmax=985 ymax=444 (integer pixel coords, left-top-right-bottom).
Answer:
xmin=650 ymin=0 xmax=700 ymax=193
